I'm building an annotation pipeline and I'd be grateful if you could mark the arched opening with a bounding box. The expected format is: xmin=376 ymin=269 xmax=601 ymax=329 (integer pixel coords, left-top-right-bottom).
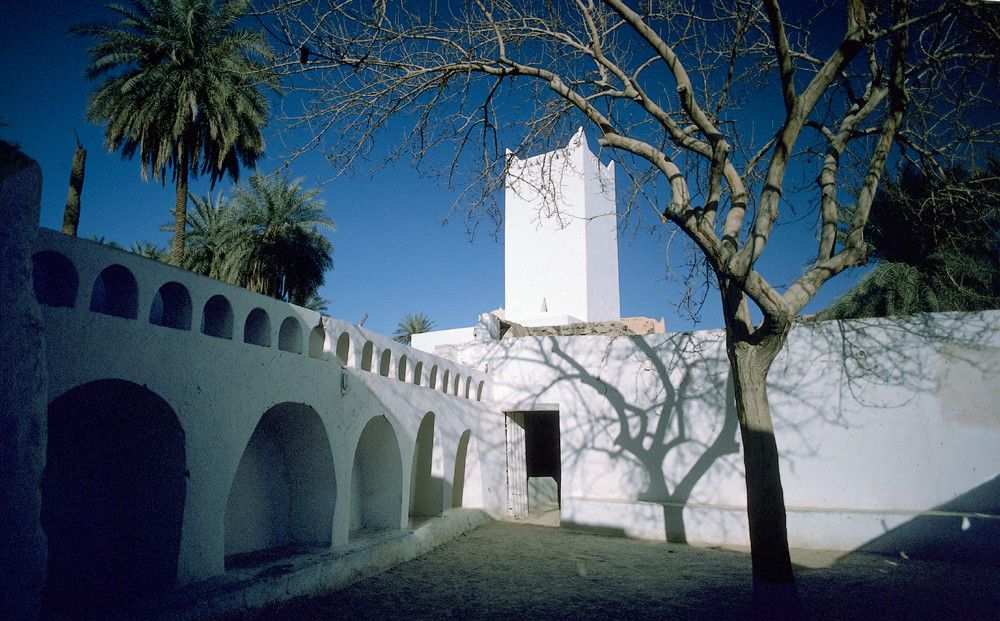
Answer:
xmin=90 ymin=264 xmax=138 ymax=319
xmin=453 ymin=430 xmax=484 ymax=509
xmin=361 ymin=341 xmax=374 ymax=372
xmin=350 ymin=416 xmax=402 ymax=538
xmin=453 ymin=374 xmax=461 ymax=396
xmin=202 ymin=295 xmax=234 ymax=339
xmin=309 ymin=325 xmax=328 ymax=360
xmin=278 ymin=316 xmax=303 ymax=353
xmin=32 ymin=250 xmax=77 ymax=307
xmin=410 ymin=413 xmax=444 ymax=522
xmin=413 ymin=362 xmax=423 ymax=386
xmin=397 ymin=355 xmax=408 ymax=382
xmin=379 ymin=349 xmax=392 ymax=377
xmin=442 ymin=370 xmax=450 ymax=393
xmin=224 ymin=403 xmax=336 ymax=567
xmin=477 ymin=381 xmax=485 ymax=402
xmin=149 ymin=282 xmax=191 ymax=330
xmin=429 ymin=365 xmax=438 ymax=389
xmin=41 ymin=380 xmax=185 ymax=616
xmin=336 ymin=332 xmax=353 ymax=367
xmin=465 ymin=377 xmax=473 ymax=399
xmin=244 ymin=308 xmax=271 ymax=347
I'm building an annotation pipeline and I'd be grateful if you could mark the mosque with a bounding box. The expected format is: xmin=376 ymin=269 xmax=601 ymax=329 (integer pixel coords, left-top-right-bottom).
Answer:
xmin=2 ymin=134 xmax=998 ymax=619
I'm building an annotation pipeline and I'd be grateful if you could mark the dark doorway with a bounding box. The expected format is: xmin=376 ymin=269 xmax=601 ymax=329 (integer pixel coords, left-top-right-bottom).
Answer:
xmin=41 ymin=380 xmax=186 ymax=616
xmin=523 ymin=411 xmax=561 ymax=508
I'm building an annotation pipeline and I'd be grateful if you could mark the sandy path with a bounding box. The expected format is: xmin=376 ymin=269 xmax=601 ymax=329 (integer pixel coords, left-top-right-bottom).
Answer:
xmin=236 ymin=519 xmax=999 ymax=620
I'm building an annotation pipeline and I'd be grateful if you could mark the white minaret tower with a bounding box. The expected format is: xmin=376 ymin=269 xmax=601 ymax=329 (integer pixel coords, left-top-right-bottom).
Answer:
xmin=504 ymin=128 xmax=620 ymax=326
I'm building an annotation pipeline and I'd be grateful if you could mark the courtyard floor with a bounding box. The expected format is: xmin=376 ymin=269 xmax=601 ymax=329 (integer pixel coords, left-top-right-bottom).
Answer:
xmin=229 ymin=509 xmax=999 ymax=621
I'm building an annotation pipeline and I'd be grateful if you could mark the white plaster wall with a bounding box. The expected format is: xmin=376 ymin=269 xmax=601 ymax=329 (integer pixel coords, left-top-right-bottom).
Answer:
xmin=31 ymin=229 xmax=507 ymax=596
xmin=582 ymin=134 xmax=620 ymax=323
xmin=453 ymin=310 xmax=1000 ymax=553
xmin=504 ymin=129 xmax=619 ymax=324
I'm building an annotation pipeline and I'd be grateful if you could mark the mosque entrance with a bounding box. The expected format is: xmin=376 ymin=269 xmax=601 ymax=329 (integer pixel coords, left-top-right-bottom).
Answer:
xmin=505 ymin=410 xmax=561 ymax=523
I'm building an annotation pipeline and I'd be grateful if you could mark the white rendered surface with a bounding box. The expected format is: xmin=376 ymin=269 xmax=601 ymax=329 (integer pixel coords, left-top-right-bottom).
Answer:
xmin=504 ymin=129 xmax=620 ymax=324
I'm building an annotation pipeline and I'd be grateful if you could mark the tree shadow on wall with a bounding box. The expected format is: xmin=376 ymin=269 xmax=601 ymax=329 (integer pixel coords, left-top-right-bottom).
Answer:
xmin=550 ymin=334 xmax=739 ymax=544
xmin=485 ymin=330 xmax=825 ymax=546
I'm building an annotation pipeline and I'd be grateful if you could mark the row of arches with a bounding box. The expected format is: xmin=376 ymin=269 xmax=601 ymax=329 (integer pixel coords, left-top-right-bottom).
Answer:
xmin=40 ymin=380 xmax=483 ymax=616
xmin=354 ymin=339 xmax=487 ymax=401
xmin=33 ymin=252 xmax=322 ymax=355
xmin=32 ymin=250 xmax=488 ymax=401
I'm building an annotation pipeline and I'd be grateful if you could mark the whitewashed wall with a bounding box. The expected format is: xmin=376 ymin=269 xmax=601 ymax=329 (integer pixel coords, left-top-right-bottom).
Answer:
xmin=27 ymin=229 xmax=505 ymax=614
xmin=453 ymin=311 xmax=1000 ymax=557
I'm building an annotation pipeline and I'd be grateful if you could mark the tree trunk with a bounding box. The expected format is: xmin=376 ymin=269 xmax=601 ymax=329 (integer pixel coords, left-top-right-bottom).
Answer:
xmin=720 ymin=276 xmax=805 ymax=619
xmin=61 ymin=135 xmax=86 ymax=236
xmin=171 ymin=144 xmax=189 ymax=268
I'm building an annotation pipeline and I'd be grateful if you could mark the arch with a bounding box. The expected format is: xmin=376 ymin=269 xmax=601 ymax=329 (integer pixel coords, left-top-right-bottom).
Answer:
xmin=361 ymin=341 xmax=374 ymax=372
xmin=429 ymin=365 xmax=438 ymax=389
xmin=379 ymin=349 xmax=392 ymax=377
xmin=442 ymin=369 xmax=450 ymax=393
xmin=202 ymin=295 xmax=234 ymax=339
xmin=465 ymin=377 xmax=473 ymax=399
xmin=224 ymin=403 xmax=336 ymax=564
xmin=350 ymin=416 xmax=402 ymax=538
xmin=336 ymin=332 xmax=354 ymax=367
xmin=149 ymin=282 xmax=191 ymax=330
xmin=309 ymin=325 xmax=328 ymax=360
xmin=453 ymin=430 xmax=484 ymax=509
xmin=278 ymin=316 xmax=303 ymax=353
xmin=31 ymin=250 xmax=77 ymax=307
xmin=41 ymin=380 xmax=185 ymax=616
xmin=244 ymin=308 xmax=271 ymax=347
xmin=397 ymin=355 xmax=408 ymax=382
xmin=453 ymin=374 xmax=461 ymax=396
xmin=477 ymin=380 xmax=485 ymax=402
xmin=413 ymin=361 xmax=423 ymax=386
xmin=410 ymin=413 xmax=444 ymax=519
xmin=90 ymin=264 xmax=138 ymax=319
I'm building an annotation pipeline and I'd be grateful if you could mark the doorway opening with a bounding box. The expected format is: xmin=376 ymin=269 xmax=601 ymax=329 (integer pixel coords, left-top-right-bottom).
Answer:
xmin=506 ymin=409 xmax=560 ymax=525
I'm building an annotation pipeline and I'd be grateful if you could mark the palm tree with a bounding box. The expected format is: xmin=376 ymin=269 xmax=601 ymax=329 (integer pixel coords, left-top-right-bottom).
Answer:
xmin=817 ymin=163 xmax=1000 ymax=320
xmin=74 ymin=0 xmax=279 ymax=267
xmin=393 ymin=312 xmax=436 ymax=344
xmin=228 ymin=172 xmax=335 ymax=305
xmin=129 ymin=240 xmax=170 ymax=262
xmin=165 ymin=191 xmax=239 ymax=278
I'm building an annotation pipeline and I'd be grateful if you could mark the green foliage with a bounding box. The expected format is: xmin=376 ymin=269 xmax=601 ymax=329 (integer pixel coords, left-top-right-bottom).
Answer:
xmin=225 ymin=172 xmax=336 ymax=306
xmin=74 ymin=0 xmax=279 ymax=264
xmin=169 ymin=191 xmax=240 ymax=278
xmin=169 ymin=174 xmax=335 ymax=306
xmin=819 ymin=162 xmax=1000 ymax=320
xmin=393 ymin=312 xmax=437 ymax=344
xmin=129 ymin=240 xmax=170 ymax=262
xmin=87 ymin=235 xmax=122 ymax=249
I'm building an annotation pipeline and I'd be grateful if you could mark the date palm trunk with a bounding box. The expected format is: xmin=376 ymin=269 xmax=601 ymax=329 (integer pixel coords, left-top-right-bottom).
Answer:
xmin=171 ymin=142 xmax=189 ymax=267
xmin=61 ymin=135 xmax=86 ymax=236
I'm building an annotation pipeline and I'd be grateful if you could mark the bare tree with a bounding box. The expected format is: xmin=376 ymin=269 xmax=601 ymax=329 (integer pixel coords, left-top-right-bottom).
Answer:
xmin=261 ymin=0 xmax=1000 ymax=614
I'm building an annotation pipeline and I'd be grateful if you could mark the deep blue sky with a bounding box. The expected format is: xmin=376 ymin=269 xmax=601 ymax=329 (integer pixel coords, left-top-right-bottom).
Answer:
xmin=1 ymin=1 xmax=860 ymax=339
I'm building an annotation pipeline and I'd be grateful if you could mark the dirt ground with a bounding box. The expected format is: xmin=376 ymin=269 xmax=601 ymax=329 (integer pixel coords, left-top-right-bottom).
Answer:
xmin=236 ymin=515 xmax=999 ymax=621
